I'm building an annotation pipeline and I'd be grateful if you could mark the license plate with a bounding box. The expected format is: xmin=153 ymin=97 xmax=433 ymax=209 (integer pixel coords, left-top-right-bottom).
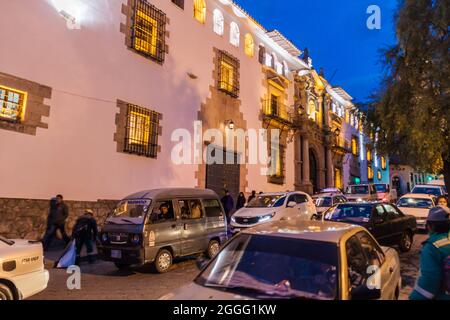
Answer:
xmin=111 ymin=250 xmax=122 ymax=259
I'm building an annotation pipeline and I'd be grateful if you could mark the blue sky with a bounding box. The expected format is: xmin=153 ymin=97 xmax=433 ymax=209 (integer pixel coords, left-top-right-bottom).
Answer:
xmin=234 ymin=0 xmax=399 ymax=102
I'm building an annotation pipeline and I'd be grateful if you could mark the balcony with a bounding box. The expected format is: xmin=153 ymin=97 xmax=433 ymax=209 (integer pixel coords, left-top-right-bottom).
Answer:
xmin=333 ymin=138 xmax=351 ymax=155
xmin=262 ymin=99 xmax=294 ymax=125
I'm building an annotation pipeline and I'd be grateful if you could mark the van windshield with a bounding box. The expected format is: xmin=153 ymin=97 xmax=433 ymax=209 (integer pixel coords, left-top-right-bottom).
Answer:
xmin=107 ymin=199 xmax=152 ymax=225
xmin=346 ymin=186 xmax=369 ymax=194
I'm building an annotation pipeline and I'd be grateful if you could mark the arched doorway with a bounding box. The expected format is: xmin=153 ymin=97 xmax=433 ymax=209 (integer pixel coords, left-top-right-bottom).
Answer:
xmin=309 ymin=149 xmax=319 ymax=194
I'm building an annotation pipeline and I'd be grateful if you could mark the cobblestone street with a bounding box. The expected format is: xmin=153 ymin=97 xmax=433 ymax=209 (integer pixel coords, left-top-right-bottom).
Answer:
xmin=31 ymin=234 xmax=426 ymax=300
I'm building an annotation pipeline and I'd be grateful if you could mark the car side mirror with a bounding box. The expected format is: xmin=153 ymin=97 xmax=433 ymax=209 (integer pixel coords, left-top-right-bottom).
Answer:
xmin=351 ymin=285 xmax=381 ymax=300
xmin=196 ymin=256 xmax=209 ymax=270
xmin=287 ymin=201 xmax=297 ymax=208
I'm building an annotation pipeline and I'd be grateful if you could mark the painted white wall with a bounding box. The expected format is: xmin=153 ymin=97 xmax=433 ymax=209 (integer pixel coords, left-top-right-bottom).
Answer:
xmin=0 ymin=0 xmax=305 ymax=201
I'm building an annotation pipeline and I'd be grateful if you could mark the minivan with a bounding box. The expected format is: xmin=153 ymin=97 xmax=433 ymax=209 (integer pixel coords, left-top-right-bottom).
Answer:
xmin=98 ymin=188 xmax=228 ymax=273
xmin=345 ymin=184 xmax=378 ymax=202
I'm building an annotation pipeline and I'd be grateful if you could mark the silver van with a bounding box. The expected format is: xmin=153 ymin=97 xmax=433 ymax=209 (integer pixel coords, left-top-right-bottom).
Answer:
xmin=98 ymin=188 xmax=227 ymax=273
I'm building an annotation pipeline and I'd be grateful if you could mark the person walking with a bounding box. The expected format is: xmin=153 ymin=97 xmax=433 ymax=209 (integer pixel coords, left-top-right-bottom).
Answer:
xmin=247 ymin=190 xmax=257 ymax=204
xmin=72 ymin=209 xmax=98 ymax=265
xmin=221 ymin=190 xmax=234 ymax=223
xmin=236 ymin=192 xmax=246 ymax=210
xmin=409 ymin=205 xmax=450 ymax=300
xmin=43 ymin=194 xmax=70 ymax=251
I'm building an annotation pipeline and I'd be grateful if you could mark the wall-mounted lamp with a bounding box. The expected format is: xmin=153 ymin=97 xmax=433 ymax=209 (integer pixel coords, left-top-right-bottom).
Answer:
xmin=225 ymin=120 xmax=235 ymax=130
xmin=59 ymin=10 xmax=80 ymax=30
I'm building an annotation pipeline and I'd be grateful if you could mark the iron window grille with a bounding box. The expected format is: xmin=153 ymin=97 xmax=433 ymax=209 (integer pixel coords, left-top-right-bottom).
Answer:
xmin=171 ymin=0 xmax=184 ymax=9
xmin=131 ymin=0 xmax=167 ymax=64
xmin=0 ymin=85 xmax=27 ymax=123
xmin=124 ymin=104 xmax=160 ymax=158
xmin=217 ymin=50 xmax=240 ymax=98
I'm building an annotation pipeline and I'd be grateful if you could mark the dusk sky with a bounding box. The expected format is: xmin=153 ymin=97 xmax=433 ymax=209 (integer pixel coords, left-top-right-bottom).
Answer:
xmin=234 ymin=0 xmax=399 ymax=102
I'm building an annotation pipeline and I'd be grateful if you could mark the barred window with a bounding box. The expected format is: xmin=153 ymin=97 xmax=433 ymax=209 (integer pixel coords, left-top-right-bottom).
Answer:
xmin=171 ymin=0 xmax=184 ymax=9
xmin=351 ymin=136 xmax=359 ymax=156
xmin=0 ymin=85 xmax=27 ymax=123
xmin=131 ymin=0 xmax=166 ymax=63
xmin=218 ymin=51 xmax=240 ymax=98
xmin=124 ymin=104 xmax=160 ymax=158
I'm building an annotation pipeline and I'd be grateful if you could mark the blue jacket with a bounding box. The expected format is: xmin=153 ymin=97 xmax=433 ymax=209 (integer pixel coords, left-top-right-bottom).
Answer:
xmin=409 ymin=232 xmax=450 ymax=300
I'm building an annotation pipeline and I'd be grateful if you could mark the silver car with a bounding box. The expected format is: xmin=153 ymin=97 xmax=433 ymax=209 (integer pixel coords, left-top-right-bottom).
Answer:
xmin=161 ymin=219 xmax=401 ymax=300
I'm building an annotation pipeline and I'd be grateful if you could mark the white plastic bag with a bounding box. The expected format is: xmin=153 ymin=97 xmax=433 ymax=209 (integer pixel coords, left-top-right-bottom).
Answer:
xmin=56 ymin=239 xmax=76 ymax=268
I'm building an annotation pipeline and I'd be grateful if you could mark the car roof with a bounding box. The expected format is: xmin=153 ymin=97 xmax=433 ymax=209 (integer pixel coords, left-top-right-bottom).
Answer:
xmin=413 ymin=185 xmax=441 ymax=189
xmin=258 ymin=191 xmax=309 ymax=197
xmin=314 ymin=193 xmax=341 ymax=198
xmin=242 ymin=219 xmax=362 ymax=243
xmin=123 ymin=188 xmax=219 ymax=200
xmin=401 ymin=193 xmax=435 ymax=199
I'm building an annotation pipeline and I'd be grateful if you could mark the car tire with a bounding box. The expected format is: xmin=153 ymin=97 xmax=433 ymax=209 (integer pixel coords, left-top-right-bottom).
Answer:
xmin=153 ymin=249 xmax=173 ymax=274
xmin=206 ymin=240 xmax=220 ymax=259
xmin=399 ymin=230 xmax=413 ymax=252
xmin=0 ymin=283 xmax=14 ymax=300
xmin=114 ymin=262 xmax=132 ymax=270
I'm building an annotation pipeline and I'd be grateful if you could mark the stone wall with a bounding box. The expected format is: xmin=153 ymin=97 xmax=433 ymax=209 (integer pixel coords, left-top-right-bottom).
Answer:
xmin=0 ymin=198 xmax=119 ymax=240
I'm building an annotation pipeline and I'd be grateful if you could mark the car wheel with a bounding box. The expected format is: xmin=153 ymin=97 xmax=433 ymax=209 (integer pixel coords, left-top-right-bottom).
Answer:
xmin=399 ymin=230 xmax=413 ymax=252
xmin=154 ymin=249 xmax=173 ymax=273
xmin=206 ymin=240 xmax=220 ymax=259
xmin=114 ymin=262 xmax=132 ymax=270
xmin=0 ymin=283 xmax=14 ymax=300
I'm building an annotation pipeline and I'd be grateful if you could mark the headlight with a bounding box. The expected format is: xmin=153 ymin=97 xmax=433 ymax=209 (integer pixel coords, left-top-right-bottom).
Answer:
xmin=259 ymin=213 xmax=275 ymax=222
xmin=101 ymin=233 xmax=108 ymax=243
xmin=357 ymin=198 xmax=363 ymax=202
xmin=130 ymin=234 xmax=140 ymax=244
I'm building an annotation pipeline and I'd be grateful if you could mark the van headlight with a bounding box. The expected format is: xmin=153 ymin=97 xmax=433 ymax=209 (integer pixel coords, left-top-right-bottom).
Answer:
xmin=259 ymin=213 xmax=275 ymax=222
xmin=101 ymin=233 xmax=108 ymax=243
xmin=130 ymin=234 xmax=140 ymax=245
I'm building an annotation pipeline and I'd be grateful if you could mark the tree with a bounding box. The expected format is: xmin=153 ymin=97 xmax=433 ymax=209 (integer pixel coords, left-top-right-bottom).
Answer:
xmin=368 ymin=0 xmax=450 ymax=193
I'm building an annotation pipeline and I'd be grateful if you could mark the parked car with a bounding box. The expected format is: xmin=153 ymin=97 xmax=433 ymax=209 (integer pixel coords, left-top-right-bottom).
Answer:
xmin=160 ymin=220 xmax=401 ymax=300
xmin=345 ymin=184 xmax=378 ymax=203
xmin=323 ymin=202 xmax=417 ymax=252
xmin=98 ymin=188 xmax=228 ymax=273
xmin=397 ymin=193 xmax=436 ymax=230
xmin=313 ymin=193 xmax=347 ymax=216
xmin=317 ymin=188 xmax=344 ymax=195
xmin=0 ymin=236 xmax=49 ymax=300
xmin=374 ymin=183 xmax=398 ymax=203
xmin=229 ymin=191 xmax=316 ymax=234
xmin=411 ymin=184 xmax=446 ymax=197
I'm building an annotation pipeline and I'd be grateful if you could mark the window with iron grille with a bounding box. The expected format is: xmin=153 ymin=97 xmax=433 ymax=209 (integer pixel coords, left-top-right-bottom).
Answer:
xmin=124 ymin=104 xmax=160 ymax=158
xmin=217 ymin=51 xmax=240 ymax=98
xmin=131 ymin=0 xmax=167 ymax=63
xmin=0 ymin=85 xmax=27 ymax=123
xmin=171 ymin=0 xmax=184 ymax=9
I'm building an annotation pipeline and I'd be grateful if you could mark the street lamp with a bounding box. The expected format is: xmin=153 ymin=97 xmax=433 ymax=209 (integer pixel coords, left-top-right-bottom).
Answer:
xmin=225 ymin=120 xmax=235 ymax=130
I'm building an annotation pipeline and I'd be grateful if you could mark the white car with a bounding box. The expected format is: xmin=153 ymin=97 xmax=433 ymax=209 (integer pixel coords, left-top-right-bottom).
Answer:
xmin=0 ymin=236 xmax=49 ymax=300
xmin=374 ymin=184 xmax=398 ymax=203
xmin=313 ymin=193 xmax=348 ymax=215
xmin=229 ymin=191 xmax=316 ymax=234
xmin=411 ymin=184 xmax=446 ymax=197
xmin=396 ymin=193 xmax=436 ymax=230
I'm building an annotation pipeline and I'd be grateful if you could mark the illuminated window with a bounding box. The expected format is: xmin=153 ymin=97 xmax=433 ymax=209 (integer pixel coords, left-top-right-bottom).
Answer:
xmin=368 ymin=165 xmax=374 ymax=180
xmin=213 ymin=9 xmax=224 ymax=35
xmin=381 ymin=156 xmax=387 ymax=170
xmin=218 ymin=51 xmax=239 ymax=98
xmin=244 ymin=33 xmax=254 ymax=57
xmin=366 ymin=147 xmax=373 ymax=162
xmin=124 ymin=104 xmax=160 ymax=158
xmin=230 ymin=22 xmax=240 ymax=47
xmin=132 ymin=0 xmax=166 ymax=63
xmin=377 ymin=170 xmax=382 ymax=180
xmin=194 ymin=0 xmax=206 ymax=24
xmin=269 ymin=144 xmax=285 ymax=184
xmin=335 ymin=168 xmax=343 ymax=189
xmin=0 ymin=85 xmax=27 ymax=123
xmin=351 ymin=136 xmax=359 ymax=156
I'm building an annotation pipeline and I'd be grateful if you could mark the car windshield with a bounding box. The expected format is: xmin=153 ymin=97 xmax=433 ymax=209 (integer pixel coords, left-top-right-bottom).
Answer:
xmin=324 ymin=204 xmax=372 ymax=223
xmin=374 ymin=184 xmax=388 ymax=193
xmin=314 ymin=197 xmax=332 ymax=207
xmin=346 ymin=186 xmax=369 ymax=195
xmin=247 ymin=195 xmax=286 ymax=208
xmin=412 ymin=187 xmax=442 ymax=197
xmin=0 ymin=236 xmax=14 ymax=246
xmin=107 ymin=199 xmax=152 ymax=224
xmin=397 ymin=197 xmax=434 ymax=209
xmin=196 ymin=234 xmax=338 ymax=300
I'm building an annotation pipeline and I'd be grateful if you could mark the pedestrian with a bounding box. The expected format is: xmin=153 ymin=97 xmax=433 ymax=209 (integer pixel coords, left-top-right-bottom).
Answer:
xmin=247 ymin=190 xmax=257 ymax=204
xmin=236 ymin=192 xmax=246 ymax=210
xmin=72 ymin=209 xmax=98 ymax=265
xmin=221 ymin=190 xmax=234 ymax=223
xmin=409 ymin=205 xmax=450 ymax=300
xmin=43 ymin=194 xmax=70 ymax=251
xmin=436 ymin=195 xmax=448 ymax=208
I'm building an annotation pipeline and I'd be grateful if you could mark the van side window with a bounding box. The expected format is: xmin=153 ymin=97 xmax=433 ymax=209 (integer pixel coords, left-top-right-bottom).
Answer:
xmin=179 ymin=199 xmax=204 ymax=220
xmin=150 ymin=200 xmax=175 ymax=223
xmin=202 ymin=199 xmax=223 ymax=217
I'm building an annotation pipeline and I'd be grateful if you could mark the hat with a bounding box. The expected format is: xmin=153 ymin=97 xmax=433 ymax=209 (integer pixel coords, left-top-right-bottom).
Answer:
xmin=427 ymin=206 xmax=450 ymax=222
xmin=85 ymin=209 xmax=94 ymax=215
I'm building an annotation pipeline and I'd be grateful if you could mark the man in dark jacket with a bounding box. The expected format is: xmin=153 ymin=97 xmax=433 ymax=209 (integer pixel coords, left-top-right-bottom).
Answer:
xmin=43 ymin=194 xmax=70 ymax=251
xmin=221 ymin=190 xmax=234 ymax=223
xmin=247 ymin=190 xmax=257 ymax=204
xmin=73 ymin=209 xmax=98 ymax=265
